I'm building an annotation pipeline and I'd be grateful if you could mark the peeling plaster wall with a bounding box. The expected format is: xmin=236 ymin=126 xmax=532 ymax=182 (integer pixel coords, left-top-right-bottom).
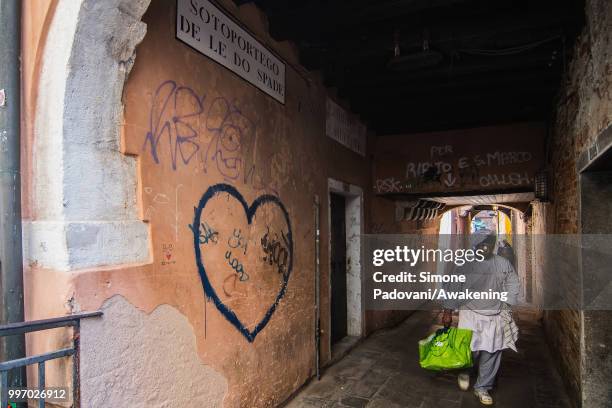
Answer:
xmin=345 ymin=191 xmax=363 ymax=337
xmin=80 ymin=296 xmax=227 ymax=407
xmin=24 ymin=0 xmax=374 ymax=407
xmin=24 ymin=0 xmax=151 ymax=271
xmin=107 ymin=2 xmax=371 ymax=405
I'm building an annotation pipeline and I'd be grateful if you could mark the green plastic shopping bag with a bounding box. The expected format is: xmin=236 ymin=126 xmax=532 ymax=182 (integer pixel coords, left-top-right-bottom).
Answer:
xmin=418 ymin=327 xmax=473 ymax=371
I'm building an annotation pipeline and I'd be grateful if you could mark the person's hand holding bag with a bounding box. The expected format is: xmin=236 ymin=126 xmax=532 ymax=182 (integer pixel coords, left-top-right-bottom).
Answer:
xmin=442 ymin=309 xmax=453 ymax=328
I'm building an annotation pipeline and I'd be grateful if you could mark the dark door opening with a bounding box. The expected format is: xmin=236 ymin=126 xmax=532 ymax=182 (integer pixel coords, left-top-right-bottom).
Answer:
xmin=580 ymin=146 xmax=612 ymax=407
xmin=330 ymin=193 xmax=347 ymax=345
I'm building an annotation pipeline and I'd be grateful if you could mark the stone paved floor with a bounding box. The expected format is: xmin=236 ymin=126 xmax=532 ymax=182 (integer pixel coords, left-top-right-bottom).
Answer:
xmin=285 ymin=311 xmax=572 ymax=408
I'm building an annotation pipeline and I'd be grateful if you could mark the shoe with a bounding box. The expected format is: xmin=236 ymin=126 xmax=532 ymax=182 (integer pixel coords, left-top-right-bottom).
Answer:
xmin=458 ymin=373 xmax=470 ymax=391
xmin=474 ymin=389 xmax=493 ymax=405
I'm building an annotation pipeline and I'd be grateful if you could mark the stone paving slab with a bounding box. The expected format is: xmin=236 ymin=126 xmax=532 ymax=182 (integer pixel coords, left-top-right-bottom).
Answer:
xmin=285 ymin=311 xmax=573 ymax=408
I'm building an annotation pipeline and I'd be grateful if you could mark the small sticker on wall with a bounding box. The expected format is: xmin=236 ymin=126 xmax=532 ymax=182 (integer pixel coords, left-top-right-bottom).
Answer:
xmin=161 ymin=243 xmax=177 ymax=266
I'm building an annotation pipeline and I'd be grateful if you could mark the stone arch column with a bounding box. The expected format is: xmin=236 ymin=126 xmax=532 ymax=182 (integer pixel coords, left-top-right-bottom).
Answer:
xmin=26 ymin=0 xmax=152 ymax=270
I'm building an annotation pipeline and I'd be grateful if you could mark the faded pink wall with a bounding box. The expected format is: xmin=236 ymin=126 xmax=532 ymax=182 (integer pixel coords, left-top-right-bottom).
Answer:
xmin=21 ymin=0 xmax=57 ymax=220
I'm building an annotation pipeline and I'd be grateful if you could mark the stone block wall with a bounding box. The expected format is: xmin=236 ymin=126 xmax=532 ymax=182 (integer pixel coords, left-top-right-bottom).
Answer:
xmin=544 ymin=0 xmax=612 ymax=405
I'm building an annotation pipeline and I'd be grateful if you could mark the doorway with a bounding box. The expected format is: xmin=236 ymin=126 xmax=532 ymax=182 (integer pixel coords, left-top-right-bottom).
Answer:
xmin=327 ymin=179 xmax=364 ymax=356
xmin=579 ymin=135 xmax=612 ymax=408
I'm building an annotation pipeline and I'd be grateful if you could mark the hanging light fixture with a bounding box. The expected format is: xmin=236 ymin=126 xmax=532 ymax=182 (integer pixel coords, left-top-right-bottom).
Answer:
xmin=387 ymin=28 xmax=443 ymax=71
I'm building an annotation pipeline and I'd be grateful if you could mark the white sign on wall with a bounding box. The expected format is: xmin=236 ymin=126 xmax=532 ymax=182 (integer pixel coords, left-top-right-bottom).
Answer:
xmin=326 ymin=98 xmax=367 ymax=156
xmin=176 ymin=0 xmax=286 ymax=103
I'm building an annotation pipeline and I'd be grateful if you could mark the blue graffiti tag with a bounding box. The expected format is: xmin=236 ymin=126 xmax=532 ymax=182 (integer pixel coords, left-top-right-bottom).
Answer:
xmin=191 ymin=183 xmax=293 ymax=342
xmin=203 ymin=97 xmax=255 ymax=180
xmin=143 ymin=80 xmax=203 ymax=170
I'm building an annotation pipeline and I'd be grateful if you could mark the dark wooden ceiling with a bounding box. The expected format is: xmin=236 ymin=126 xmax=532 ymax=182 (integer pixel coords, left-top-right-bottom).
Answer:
xmin=234 ymin=0 xmax=584 ymax=135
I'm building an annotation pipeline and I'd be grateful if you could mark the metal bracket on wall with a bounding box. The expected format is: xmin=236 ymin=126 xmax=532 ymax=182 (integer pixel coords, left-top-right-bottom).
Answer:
xmin=395 ymin=200 xmax=445 ymax=221
xmin=588 ymin=143 xmax=599 ymax=162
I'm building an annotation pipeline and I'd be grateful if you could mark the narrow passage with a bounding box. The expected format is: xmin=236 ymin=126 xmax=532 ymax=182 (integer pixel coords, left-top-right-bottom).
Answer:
xmin=287 ymin=311 xmax=571 ymax=408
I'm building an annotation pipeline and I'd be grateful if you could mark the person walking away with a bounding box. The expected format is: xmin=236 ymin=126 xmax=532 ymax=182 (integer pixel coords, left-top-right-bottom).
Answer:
xmin=442 ymin=231 xmax=520 ymax=405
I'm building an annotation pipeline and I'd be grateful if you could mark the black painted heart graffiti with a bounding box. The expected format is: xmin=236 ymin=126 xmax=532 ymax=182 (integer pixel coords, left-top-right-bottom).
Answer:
xmin=190 ymin=183 xmax=293 ymax=342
